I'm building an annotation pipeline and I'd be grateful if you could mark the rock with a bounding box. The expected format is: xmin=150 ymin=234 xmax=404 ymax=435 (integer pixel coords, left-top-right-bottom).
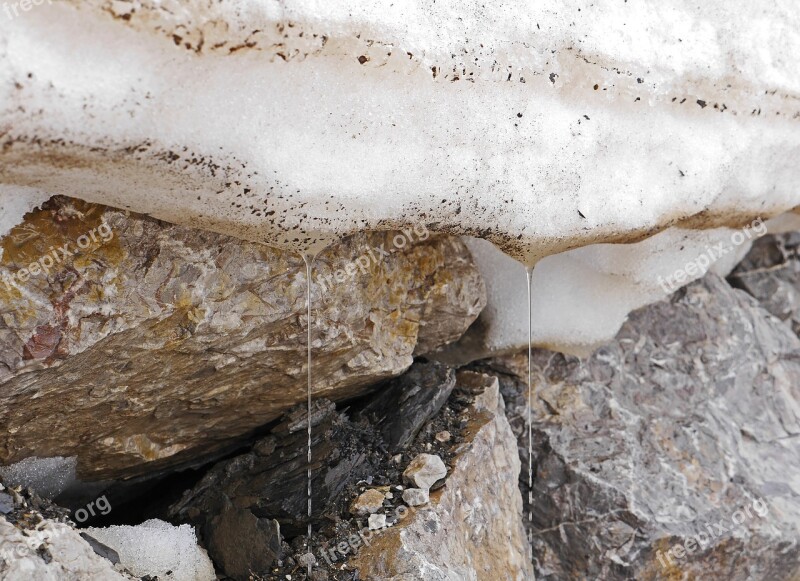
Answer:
xmin=169 ymin=400 xmax=374 ymax=539
xmin=352 ymin=372 xmax=534 ymax=580
xmin=0 ymin=494 xmax=11 ymax=515
xmin=203 ymin=501 xmax=281 ymax=581
xmin=480 ymin=274 xmax=800 ymax=580
xmin=401 ymin=488 xmax=429 ymax=507
xmin=367 ymin=514 xmax=386 ymax=531
xmin=79 ymin=533 xmax=121 ymax=565
xmin=298 ymin=552 xmax=316 ymax=569
xmin=357 ymin=360 xmax=457 ymax=452
xmin=350 ymin=490 xmax=386 ymax=517
xmin=0 ymin=197 xmax=486 ymax=481
xmin=0 ymin=479 xmax=129 ymax=580
xmin=434 ymin=431 xmax=451 ymax=443
xmin=402 ymin=454 xmax=447 ymax=491
xmin=729 ymin=232 xmax=800 ymax=335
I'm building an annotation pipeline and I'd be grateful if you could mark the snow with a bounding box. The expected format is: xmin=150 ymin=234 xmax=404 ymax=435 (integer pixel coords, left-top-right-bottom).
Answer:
xmin=0 ymin=456 xmax=77 ymax=500
xmin=84 ymin=519 xmax=215 ymax=581
xmin=0 ymin=186 xmax=51 ymax=256
xmin=0 ymin=1 xmax=798 ymax=262
xmin=440 ymin=221 xmax=768 ymax=358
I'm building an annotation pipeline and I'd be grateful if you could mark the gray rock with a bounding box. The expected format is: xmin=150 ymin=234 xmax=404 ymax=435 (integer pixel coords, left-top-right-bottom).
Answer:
xmin=79 ymin=532 xmax=121 ymax=565
xmin=480 ymin=274 xmax=800 ymax=580
xmin=729 ymin=232 xmax=800 ymax=335
xmin=169 ymin=399 xmax=369 ymax=539
xmin=357 ymin=360 xmax=456 ymax=452
xmin=203 ymin=501 xmax=281 ymax=581
xmin=367 ymin=514 xmax=387 ymax=531
xmin=401 ymin=488 xmax=429 ymax=507
xmin=402 ymin=454 xmax=447 ymax=491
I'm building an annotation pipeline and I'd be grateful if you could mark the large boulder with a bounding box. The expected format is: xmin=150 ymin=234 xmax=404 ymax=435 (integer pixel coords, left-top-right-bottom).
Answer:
xmin=0 ymin=197 xmax=485 ymax=481
xmin=478 ymin=274 xmax=800 ymax=579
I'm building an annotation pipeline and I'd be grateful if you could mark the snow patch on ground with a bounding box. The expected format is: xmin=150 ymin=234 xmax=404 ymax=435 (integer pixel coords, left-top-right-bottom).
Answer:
xmin=85 ymin=519 xmax=215 ymax=581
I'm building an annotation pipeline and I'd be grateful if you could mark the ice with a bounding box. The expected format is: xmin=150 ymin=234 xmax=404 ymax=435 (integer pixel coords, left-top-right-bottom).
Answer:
xmin=84 ymin=519 xmax=215 ymax=581
xmin=0 ymin=456 xmax=77 ymax=500
xmin=441 ymin=220 xmax=770 ymax=358
xmin=0 ymin=1 xmax=797 ymax=262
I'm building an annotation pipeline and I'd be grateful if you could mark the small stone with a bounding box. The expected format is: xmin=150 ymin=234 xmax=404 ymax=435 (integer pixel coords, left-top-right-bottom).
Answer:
xmin=298 ymin=553 xmax=316 ymax=571
xmin=385 ymin=492 xmax=393 ymax=499
xmin=391 ymin=454 xmax=403 ymax=465
xmin=435 ymin=430 xmax=451 ymax=443
xmin=402 ymin=488 xmax=430 ymax=507
xmin=0 ymin=492 xmax=13 ymax=514
xmin=403 ymin=454 xmax=447 ymax=490
xmin=368 ymin=514 xmax=387 ymax=530
xmin=350 ymin=489 xmax=386 ymax=516
xmin=425 ymin=442 xmax=432 ymax=450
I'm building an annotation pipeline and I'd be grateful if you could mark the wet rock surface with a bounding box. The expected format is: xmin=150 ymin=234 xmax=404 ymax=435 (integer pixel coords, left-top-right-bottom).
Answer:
xmin=474 ymin=273 xmax=800 ymax=580
xmin=0 ymin=197 xmax=485 ymax=481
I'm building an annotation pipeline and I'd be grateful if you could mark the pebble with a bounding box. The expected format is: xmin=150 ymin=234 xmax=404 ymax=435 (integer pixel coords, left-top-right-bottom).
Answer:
xmin=350 ymin=489 xmax=386 ymax=516
xmin=435 ymin=430 xmax=451 ymax=443
xmin=403 ymin=453 xmax=447 ymax=490
xmin=368 ymin=513 xmax=387 ymax=530
xmin=402 ymin=488 xmax=430 ymax=507
xmin=298 ymin=552 xmax=316 ymax=569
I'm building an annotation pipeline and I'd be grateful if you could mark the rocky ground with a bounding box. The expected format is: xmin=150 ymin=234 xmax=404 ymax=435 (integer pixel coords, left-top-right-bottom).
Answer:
xmin=1 ymin=198 xmax=800 ymax=580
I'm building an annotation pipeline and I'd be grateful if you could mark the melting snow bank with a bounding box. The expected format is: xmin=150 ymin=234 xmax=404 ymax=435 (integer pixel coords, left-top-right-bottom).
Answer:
xmin=437 ymin=214 xmax=800 ymax=359
xmin=84 ymin=519 xmax=215 ymax=581
xmin=1 ymin=1 xmax=799 ymax=262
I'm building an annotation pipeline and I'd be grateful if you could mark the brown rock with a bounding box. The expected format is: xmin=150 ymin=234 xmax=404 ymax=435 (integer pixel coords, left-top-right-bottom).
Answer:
xmin=350 ymin=490 xmax=386 ymax=517
xmin=352 ymin=372 xmax=534 ymax=581
xmin=0 ymin=197 xmax=486 ymax=480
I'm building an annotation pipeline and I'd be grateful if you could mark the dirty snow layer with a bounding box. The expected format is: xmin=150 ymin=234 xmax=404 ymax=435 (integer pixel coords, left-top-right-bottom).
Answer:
xmin=0 ymin=1 xmax=798 ymax=262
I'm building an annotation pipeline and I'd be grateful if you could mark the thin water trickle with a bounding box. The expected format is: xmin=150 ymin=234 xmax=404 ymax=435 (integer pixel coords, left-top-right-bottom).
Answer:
xmin=302 ymin=253 xmax=315 ymax=576
xmin=526 ymin=265 xmax=534 ymax=563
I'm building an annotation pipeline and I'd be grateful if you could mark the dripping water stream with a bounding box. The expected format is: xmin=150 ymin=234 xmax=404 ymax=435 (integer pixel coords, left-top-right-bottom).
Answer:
xmin=302 ymin=253 xmax=315 ymax=577
xmin=526 ymin=265 xmax=534 ymax=563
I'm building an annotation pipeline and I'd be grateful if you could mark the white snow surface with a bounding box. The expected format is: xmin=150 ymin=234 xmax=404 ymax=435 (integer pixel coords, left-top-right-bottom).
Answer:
xmin=0 ymin=0 xmax=798 ymax=263
xmin=84 ymin=519 xmax=215 ymax=581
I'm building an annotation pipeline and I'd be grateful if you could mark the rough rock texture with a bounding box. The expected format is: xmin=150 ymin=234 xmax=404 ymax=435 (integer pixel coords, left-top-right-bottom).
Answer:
xmin=0 ymin=197 xmax=485 ymax=480
xmin=0 ymin=480 xmax=129 ymax=580
xmin=730 ymin=232 xmax=800 ymax=336
xmin=357 ymin=360 xmax=456 ymax=452
xmin=352 ymin=372 xmax=534 ymax=581
xmin=476 ymin=274 xmax=800 ymax=580
xmin=169 ymin=397 xmax=377 ymax=565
